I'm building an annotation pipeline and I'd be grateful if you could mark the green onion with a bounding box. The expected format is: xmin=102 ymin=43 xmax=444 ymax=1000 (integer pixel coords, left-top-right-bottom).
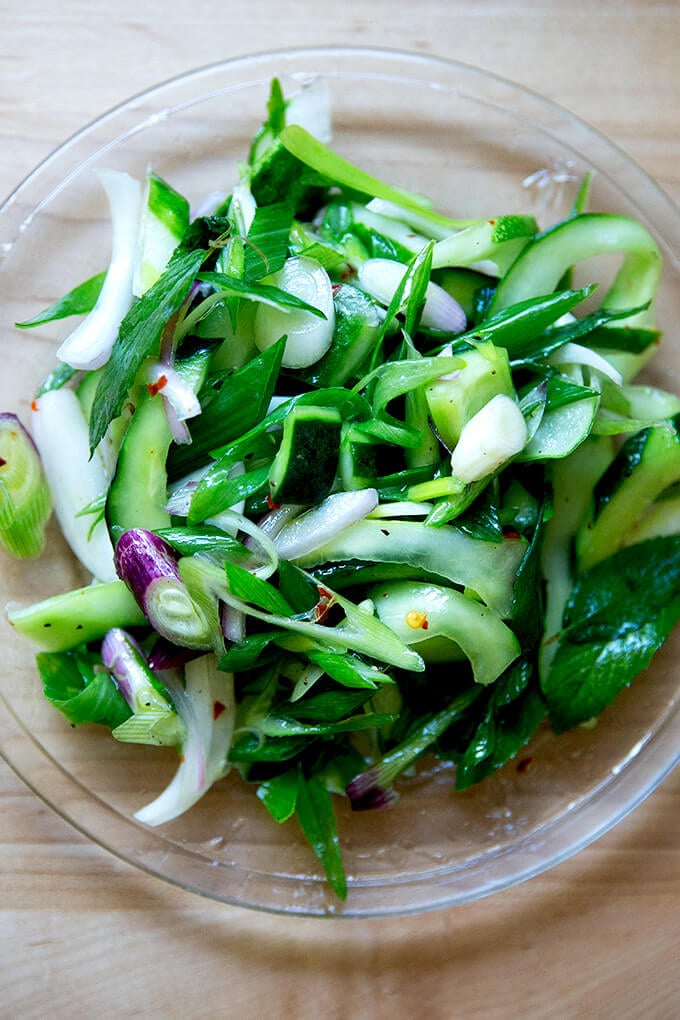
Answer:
xmin=0 ymin=414 xmax=52 ymax=558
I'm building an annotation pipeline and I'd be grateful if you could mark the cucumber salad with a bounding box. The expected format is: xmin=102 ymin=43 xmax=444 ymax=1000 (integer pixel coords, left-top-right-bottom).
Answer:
xmin=3 ymin=78 xmax=680 ymax=899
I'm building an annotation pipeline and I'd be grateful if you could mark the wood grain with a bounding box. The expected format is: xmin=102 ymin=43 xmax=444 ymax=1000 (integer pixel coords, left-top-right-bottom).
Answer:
xmin=1 ymin=1 xmax=679 ymax=1017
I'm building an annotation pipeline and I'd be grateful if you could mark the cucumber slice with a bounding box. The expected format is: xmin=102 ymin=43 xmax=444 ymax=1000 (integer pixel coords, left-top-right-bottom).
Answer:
xmin=518 ymin=394 xmax=598 ymax=461
xmin=576 ymin=416 xmax=680 ymax=570
xmin=539 ymin=434 xmax=614 ymax=678
xmin=369 ymin=580 xmax=520 ymax=685
xmin=432 ymin=216 xmax=537 ymax=274
xmin=426 ymin=343 xmax=514 ymax=450
xmin=133 ymin=171 xmax=190 ymax=297
xmin=295 ymin=519 xmax=527 ymax=618
xmin=106 ymin=395 xmax=172 ymax=545
xmin=268 ymin=404 xmax=342 ymax=505
xmin=490 ymin=213 xmax=661 ymax=330
xmin=624 ymin=496 xmax=680 ymax=546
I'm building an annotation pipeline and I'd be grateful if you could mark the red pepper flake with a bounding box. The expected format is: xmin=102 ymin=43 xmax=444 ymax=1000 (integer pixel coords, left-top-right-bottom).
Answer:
xmin=331 ymin=283 xmax=343 ymax=294
xmin=502 ymin=528 xmax=522 ymax=540
xmin=516 ymin=756 xmax=533 ymax=774
xmin=266 ymin=493 xmax=281 ymax=510
xmin=146 ymin=375 xmax=168 ymax=397
xmin=313 ymin=585 xmax=335 ymax=623
xmin=489 ymin=219 xmax=496 ymax=226
xmin=213 ymin=700 xmax=226 ymax=720
xmin=31 ymin=399 xmax=39 ymax=412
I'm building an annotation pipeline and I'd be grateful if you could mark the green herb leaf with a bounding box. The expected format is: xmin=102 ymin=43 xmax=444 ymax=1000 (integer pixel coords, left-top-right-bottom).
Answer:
xmin=463 ymin=286 xmax=595 ymax=355
xmin=168 ymin=337 xmax=284 ymax=479
xmin=219 ymin=631 xmax=282 ymax=672
xmin=154 ymin=525 xmax=248 ymax=563
xmin=89 ymin=249 xmax=205 ymax=452
xmin=284 ymin=687 xmax=376 ymax=722
xmin=34 ymin=362 xmax=79 ymax=397
xmin=257 ymin=768 xmax=300 ymax=823
xmin=404 ymin=240 xmax=434 ymax=337
xmin=455 ymin=662 xmax=545 ymax=790
xmin=16 ymin=271 xmax=106 ymax=329
xmin=542 ymin=536 xmax=680 ymax=732
xmin=229 ymin=733 xmax=308 ymax=763
xmin=368 ymin=356 xmax=464 ymax=415
xmin=198 ymin=270 xmax=327 ymax=318
xmin=279 ymin=124 xmax=472 ymax=235
xmin=225 ymin=562 xmax=296 ymax=617
xmin=306 ymin=649 xmax=392 ymax=690
xmin=36 ymin=648 xmax=131 ymax=729
xmin=509 ymin=302 xmax=652 ymax=364
xmin=188 ymin=463 xmax=271 ymax=524
xmin=243 ymin=202 xmax=294 ymax=282
xmin=295 ymin=774 xmax=347 ymax=900
xmin=276 ymin=560 xmax=320 ymax=614
xmin=511 ymin=505 xmax=547 ymax=649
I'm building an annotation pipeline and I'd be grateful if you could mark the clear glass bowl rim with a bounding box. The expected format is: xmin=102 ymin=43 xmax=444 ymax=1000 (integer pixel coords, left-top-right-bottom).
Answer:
xmin=0 ymin=45 xmax=678 ymax=919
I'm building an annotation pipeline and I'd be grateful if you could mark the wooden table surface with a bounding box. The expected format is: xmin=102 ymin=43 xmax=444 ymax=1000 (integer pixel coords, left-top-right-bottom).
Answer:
xmin=1 ymin=2 xmax=679 ymax=1017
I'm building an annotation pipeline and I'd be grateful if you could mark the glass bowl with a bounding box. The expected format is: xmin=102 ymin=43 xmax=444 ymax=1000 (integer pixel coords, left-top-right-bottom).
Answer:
xmin=1 ymin=47 xmax=679 ymax=918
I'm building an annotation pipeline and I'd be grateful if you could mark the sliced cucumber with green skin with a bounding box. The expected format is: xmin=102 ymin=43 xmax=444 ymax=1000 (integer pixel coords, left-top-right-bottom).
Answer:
xmin=431 ymin=216 xmax=538 ymax=274
xmin=338 ymin=429 xmax=377 ymax=491
xmin=576 ymin=415 xmax=680 ymax=571
xmin=107 ymin=350 xmax=211 ymax=544
xmin=518 ymin=393 xmax=599 ymax=461
xmin=426 ymin=343 xmax=514 ymax=451
xmin=539 ymin=435 xmax=614 ymax=679
xmin=489 ymin=214 xmax=662 ymax=330
xmin=619 ymin=384 xmax=680 ymax=421
xmin=369 ymin=580 xmax=520 ymax=685
xmin=106 ymin=395 xmax=172 ymax=546
xmin=268 ymin=405 xmax=342 ymax=505
xmin=294 ymin=519 xmax=527 ymax=618
xmin=623 ymin=495 xmax=680 ymax=546
xmin=133 ymin=171 xmax=190 ymax=297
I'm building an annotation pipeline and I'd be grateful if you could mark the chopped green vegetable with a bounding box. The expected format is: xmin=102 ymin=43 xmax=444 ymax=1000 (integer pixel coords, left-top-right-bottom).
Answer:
xmin=3 ymin=76 xmax=679 ymax=901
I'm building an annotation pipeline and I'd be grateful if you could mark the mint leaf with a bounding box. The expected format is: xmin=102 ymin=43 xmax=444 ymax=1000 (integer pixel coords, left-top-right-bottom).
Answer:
xmin=37 ymin=648 xmax=131 ymax=729
xmin=542 ymin=536 xmax=680 ymax=732
xmin=455 ymin=661 xmax=545 ymax=790
xmin=16 ymin=271 xmax=106 ymax=329
xmin=89 ymin=249 xmax=204 ymax=452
